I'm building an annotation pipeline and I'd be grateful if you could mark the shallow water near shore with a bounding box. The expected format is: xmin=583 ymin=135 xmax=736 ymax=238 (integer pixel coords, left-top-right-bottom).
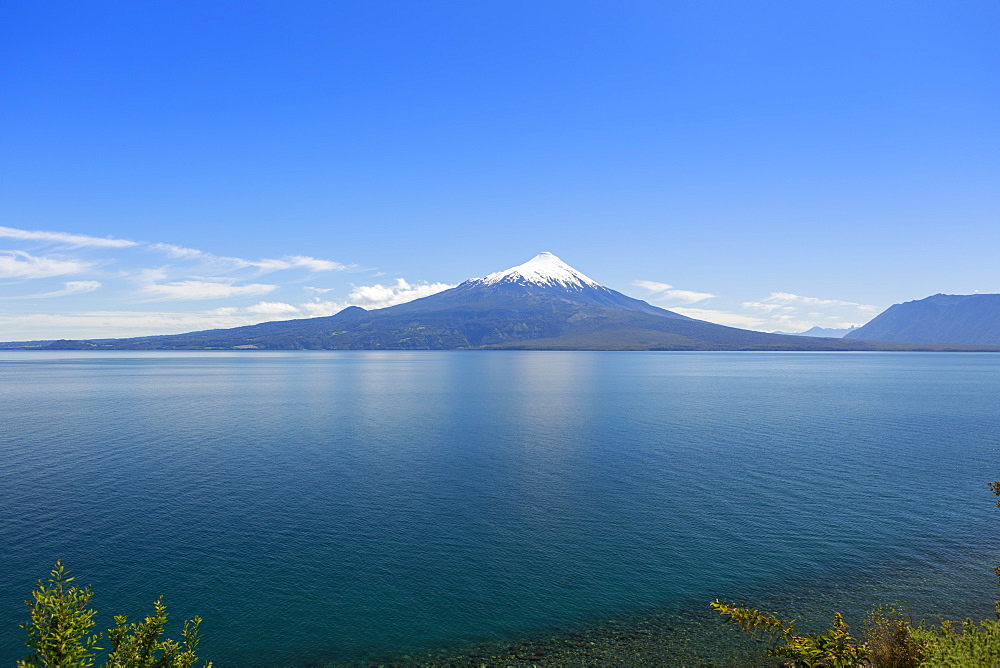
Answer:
xmin=1 ymin=351 xmax=998 ymax=666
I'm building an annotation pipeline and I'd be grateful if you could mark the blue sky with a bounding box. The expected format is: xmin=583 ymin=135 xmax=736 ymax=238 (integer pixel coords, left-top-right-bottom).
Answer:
xmin=2 ymin=0 xmax=997 ymax=340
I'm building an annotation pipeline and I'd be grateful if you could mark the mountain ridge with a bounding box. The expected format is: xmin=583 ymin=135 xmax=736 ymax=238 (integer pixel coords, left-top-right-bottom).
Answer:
xmin=7 ymin=254 xmax=1000 ymax=352
xmin=773 ymin=326 xmax=857 ymax=338
xmin=846 ymin=293 xmax=1000 ymax=345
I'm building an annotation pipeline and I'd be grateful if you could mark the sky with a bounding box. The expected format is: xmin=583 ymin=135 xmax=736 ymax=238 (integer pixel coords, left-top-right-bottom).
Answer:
xmin=1 ymin=0 xmax=997 ymax=340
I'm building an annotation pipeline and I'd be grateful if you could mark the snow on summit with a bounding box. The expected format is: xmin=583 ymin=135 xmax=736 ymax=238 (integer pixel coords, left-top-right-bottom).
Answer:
xmin=476 ymin=252 xmax=602 ymax=289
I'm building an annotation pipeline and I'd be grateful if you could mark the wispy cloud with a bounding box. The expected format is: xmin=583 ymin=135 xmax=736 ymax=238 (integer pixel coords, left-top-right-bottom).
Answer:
xmin=671 ymin=308 xmax=766 ymax=329
xmin=252 ymin=256 xmax=348 ymax=273
xmin=0 ymin=226 xmax=138 ymax=248
xmin=148 ymin=243 xmax=349 ymax=275
xmin=148 ymin=243 xmax=206 ymax=259
xmin=0 ymin=310 xmax=293 ymax=340
xmin=632 ymin=279 xmax=715 ymax=304
xmin=208 ymin=301 xmax=300 ymax=315
xmin=657 ymin=287 xmax=881 ymax=334
xmin=1 ymin=227 xmax=352 ymax=304
xmin=0 ymin=226 xmax=414 ymax=339
xmin=0 ymin=251 xmax=93 ymax=279
xmin=33 ymin=281 xmax=103 ymax=298
xmin=765 ymin=315 xmax=861 ymax=333
xmin=0 ymin=280 xmax=103 ymax=300
xmin=744 ymin=292 xmax=879 ymax=312
xmin=729 ymin=291 xmax=881 ymax=332
xmin=142 ymin=280 xmax=278 ymax=301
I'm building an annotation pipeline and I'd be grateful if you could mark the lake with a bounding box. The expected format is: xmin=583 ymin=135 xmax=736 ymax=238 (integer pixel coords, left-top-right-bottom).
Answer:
xmin=1 ymin=351 xmax=998 ymax=665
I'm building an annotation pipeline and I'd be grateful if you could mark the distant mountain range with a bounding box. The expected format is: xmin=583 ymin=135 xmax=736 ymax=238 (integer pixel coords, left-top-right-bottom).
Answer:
xmin=774 ymin=326 xmax=858 ymax=338
xmin=846 ymin=293 xmax=1000 ymax=345
xmin=8 ymin=254 xmax=998 ymax=352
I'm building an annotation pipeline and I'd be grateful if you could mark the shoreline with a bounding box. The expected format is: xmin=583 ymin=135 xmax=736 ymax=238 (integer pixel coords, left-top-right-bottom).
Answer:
xmin=343 ymin=605 xmax=777 ymax=667
xmin=330 ymin=560 xmax=1000 ymax=668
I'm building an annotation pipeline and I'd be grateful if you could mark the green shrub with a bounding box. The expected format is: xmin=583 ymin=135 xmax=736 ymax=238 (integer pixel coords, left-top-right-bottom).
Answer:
xmin=710 ymin=600 xmax=867 ymax=667
xmin=910 ymin=618 xmax=1000 ymax=667
xmin=18 ymin=561 xmax=101 ymax=667
xmin=711 ymin=481 xmax=1000 ymax=667
xmin=18 ymin=561 xmax=211 ymax=668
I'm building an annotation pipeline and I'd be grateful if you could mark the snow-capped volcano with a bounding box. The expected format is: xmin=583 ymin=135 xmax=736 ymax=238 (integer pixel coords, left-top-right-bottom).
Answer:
xmin=474 ymin=251 xmax=601 ymax=290
xmin=388 ymin=251 xmax=690 ymax=318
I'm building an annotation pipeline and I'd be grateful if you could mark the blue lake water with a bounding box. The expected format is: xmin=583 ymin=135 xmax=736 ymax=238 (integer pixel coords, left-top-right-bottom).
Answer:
xmin=1 ymin=351 xmax=998 ymax=665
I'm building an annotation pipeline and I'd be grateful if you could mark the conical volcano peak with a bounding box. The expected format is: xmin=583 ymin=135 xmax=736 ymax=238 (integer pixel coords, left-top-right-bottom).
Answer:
xmin=476 ymin=252 xmax=602 ymax=289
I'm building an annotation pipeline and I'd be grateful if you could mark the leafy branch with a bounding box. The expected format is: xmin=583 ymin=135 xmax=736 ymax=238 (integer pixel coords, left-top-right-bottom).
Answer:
xmin=711 ymin=480 xmax=1000 ymax=667
xmin=18 ymin=562 xmax=211 ymax=668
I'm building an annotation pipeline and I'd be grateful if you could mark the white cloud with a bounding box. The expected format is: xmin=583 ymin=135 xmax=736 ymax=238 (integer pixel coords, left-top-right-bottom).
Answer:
xmin=148 ymin=243 xmax=206 ymax=259
xmin=0 ymin=228 xmax=368 ymax=339
xmin=659 ymin=288 xmax=716 ymax=304
xmin=0 ymin=226 xmax=138 ymax=248
xmin=741 ymin=301 xmax=785 ymax=312
xmin=206 ymin=301 xmax=301 ymax=316
xmin=748 ymin=292 xmax=879 ymax=312
xmin=0 ymin=310 xmax=297 ymax=340
xmin=770 ymin=314 xmax=831 ymax=332
xmin=347 ymin=278 xmax=455 ymax=309
xmin=270 ymin=279 xmax=456 ymax=319
xmin=180 ymin=278 xmax=455 ymax=320
xmin=148 ymin=243 xmax=350 ymax=275
xmin=633 ymin=280 xmax=673 ymax=292
xmin=251 ymin=256 xmax=348 ymax=273
xmin=632 ymin=279 xmax=715 ymax=304
xmin=677 ymin=299 xmax=869 ymax=333
xmin=34 ymin=281 xmax=103 ymax=298
xmin=0 ymin=280 xmax=103 ymax=300
xmin=672 ymin=308 xmax=766 ymax=328
xmin=133 ymin=267 xmax=170 ymax=283
xmin=244 ymin=301 xmax=300 ymax=315
xmin=0 ymin=251 xmax=93 ymax=279
xmin=736 ymin=291 xmax=878 ymax=332
xmin=0 ymin=227 xmax=349 ymax=272
xmin=300 ymin=299 xmax=350 ymax=317
xmin=142 ymin=280 xmax=278 ymax=301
